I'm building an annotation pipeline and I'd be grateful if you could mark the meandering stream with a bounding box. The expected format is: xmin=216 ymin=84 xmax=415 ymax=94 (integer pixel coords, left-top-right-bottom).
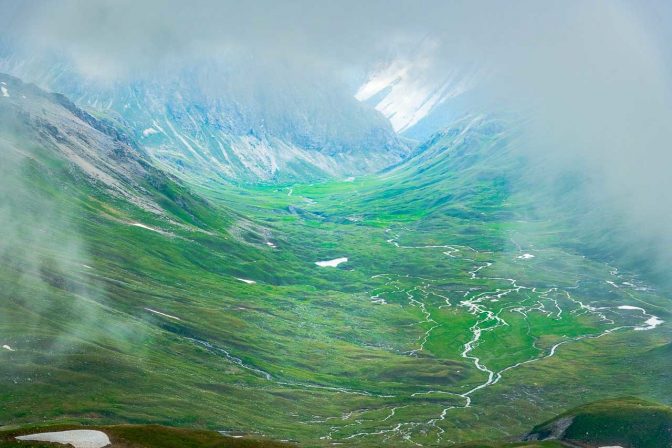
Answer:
xmin=317 ymin=228 xmax=664 ymax=445
xmin=175 ymin=224 xmax=663 ymax=446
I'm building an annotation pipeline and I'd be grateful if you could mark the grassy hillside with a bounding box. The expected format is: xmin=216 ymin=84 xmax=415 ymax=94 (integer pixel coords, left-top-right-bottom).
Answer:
xmin=528 ymin=397 xmax=672 ymax=448
xmin=0 ymin=81 xmax=670 ymax=447
xmin=455 ymin=443 xmax=564 ymax=448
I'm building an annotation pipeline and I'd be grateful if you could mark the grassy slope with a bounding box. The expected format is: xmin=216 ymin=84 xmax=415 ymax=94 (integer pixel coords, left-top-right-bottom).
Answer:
xmin=188 ymin=123 xmax=671 ymax=444
xmin=0 ymin=107 xmax=670 ymax=448
xmin=454 ymin=443 xmax=564 ymax=448
xmin=530 ymin=397 xmax=672 ymax=448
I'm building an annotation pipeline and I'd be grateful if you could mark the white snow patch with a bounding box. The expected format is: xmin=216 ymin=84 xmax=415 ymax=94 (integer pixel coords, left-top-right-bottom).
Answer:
xmin=142 ymin=127 xmax=159 ymax=137
xmin=618 ymin=305 xmax=645 ymax=311
xmin=617 ymin=305 xmax=663 ymax=330
xmin=516 ymin=253 xmax=535 ymax=259
xmin=2 ymin=344 xmax=14 ymax=351
xmin=130 ymin=222 xmax=164 ymax=234
xmin=315 ymin=257 xmax=348 ymax=267
xmin=16 ymin=430 xmax=111 ymax=448
xmin=636 ymin=316 xmax=664 ymax=331
xmin=1 ymin=86 xmax=9 ymax=97
xmin=236 ymin=278 xmax=256 ymax=284
xmin=145 ymin=308 xmax=181 ymax=321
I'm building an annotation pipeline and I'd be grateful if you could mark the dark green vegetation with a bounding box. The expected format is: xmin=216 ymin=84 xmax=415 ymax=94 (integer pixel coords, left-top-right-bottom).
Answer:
xmin=453 ymin=442 xmax=563 ymax=448
xmin=528 ymin=397 xmax=672 ymax=448
xmin=0 ymin=75 xmax=671 ymax=447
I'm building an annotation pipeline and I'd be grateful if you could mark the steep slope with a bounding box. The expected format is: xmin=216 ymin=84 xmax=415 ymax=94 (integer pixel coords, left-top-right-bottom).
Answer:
xmin=318 ymin=115 xmax=523 ymax=230
xmin=230 ymin=122 xmax=670 ymax=445
xmin=0 ymin=53 xmax=409 ymax=182
xmin=526 ymin=397 xmax=672 ymax=448
xmin=0 ymin=73 xmax=226 ymax=228
xmin=0 ymin=74 xmax=324 ymax=438
xmin=378 ymin=116 xmax=517 ymax=219
xmin=355 ymin=42 xmax=480 ymax=141
xmin=1 ymin=74 xmax=670 ymax=447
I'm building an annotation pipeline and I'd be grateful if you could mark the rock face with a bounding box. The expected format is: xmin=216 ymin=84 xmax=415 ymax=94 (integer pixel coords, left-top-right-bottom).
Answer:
xmin=0 ymin=55 xmax=409 ymax=182
xmin=0 ymin=72 xmax=212 ymax=220
xmin=355 ymin=42 xmax=480 ymax=141
xmin=523 ymin=416 xmax=573 ymax=441
xmin=0 ymin=73 xmax=158 ymax=211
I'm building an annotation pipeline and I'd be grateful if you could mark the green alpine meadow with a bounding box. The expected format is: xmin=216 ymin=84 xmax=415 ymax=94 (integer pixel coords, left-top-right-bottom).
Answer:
xmin=0 ymin=2 xmax=671 ymax=447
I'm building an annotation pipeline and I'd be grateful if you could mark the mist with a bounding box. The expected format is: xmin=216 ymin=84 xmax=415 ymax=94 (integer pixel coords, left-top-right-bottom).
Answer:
xmin=1 ymin=0 xmax=671 ymax=278
xmin=0 ymin=89 xmax=139 ymax=363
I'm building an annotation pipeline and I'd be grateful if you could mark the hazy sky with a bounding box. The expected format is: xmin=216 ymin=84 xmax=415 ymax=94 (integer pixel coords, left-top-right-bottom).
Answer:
xmin=0 ymin=1 xmax=665 ymax=82
xmin=1 ymin=0 xmax=671 ymax=273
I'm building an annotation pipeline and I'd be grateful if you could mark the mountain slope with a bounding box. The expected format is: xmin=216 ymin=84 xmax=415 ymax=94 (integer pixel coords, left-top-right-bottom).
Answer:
xmin=0 ymin=53 xmax=409 ymax=182
xmin=0 ymin=74 xmax=670 ymax=447
xmin=0 ymin=73 xmax=227 ymax=228
xmin=0 ymin=74 xmax=322 ymax=437
xmin=526 ymin=397 xmax=672 ymax=448
xmin=355 ymin=43 xmax=480 ymax=141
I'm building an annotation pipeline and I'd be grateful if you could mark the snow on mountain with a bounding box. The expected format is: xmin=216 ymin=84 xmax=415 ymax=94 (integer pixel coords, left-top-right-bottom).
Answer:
xmin=0 ymin=52 xmax=408 ymax=182
xmin=355 ymin=41 xmax=478 ymax=139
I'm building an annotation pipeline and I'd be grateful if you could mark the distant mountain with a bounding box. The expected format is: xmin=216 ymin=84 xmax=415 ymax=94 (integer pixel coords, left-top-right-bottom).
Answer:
xmin=355 ymin=42 xmax=480 ymax=141
xmin=376 ymin=114 xmax=672 ymax=291
xmin=0 ymin=52 xmax=409 ymax=183
xmin=2 ymin=73 xmax=670 ymax=448
xmin=0 ymin=72 xmax=229 ymax=230
xmin=349 ymin=115 xmax=522 ymax=224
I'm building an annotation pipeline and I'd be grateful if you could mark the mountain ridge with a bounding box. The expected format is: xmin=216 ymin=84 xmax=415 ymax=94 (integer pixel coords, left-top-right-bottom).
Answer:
xmin=0 ymin=52 xmax=410 ymax=182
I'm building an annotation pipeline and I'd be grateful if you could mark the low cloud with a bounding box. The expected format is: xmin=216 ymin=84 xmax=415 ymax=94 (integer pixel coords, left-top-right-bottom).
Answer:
xmin=1 ymin=0 xmax=671 ymax=278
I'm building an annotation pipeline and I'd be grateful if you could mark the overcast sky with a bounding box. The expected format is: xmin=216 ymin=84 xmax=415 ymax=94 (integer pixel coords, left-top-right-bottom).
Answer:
xmin=0 ymin=1 xmax=666 ymax=81
xmin=2 ymin=0 xmax=672 ymax=273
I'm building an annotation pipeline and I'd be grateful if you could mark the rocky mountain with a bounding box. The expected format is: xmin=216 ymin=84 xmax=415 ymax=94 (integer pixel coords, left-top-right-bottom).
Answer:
xmin=355 ymin=42 xmax=480 ymax=141
xmin=0 ymin=72 xmax=233 ymax=233
xmin=0 ymin=52 xmax=409 ymax=183
xmin=1 ymin=73 xmax=670 ymax=447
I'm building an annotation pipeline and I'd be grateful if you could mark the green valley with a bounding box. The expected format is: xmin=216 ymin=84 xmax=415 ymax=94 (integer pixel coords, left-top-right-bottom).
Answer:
xmin=1 ymin=3 xmax=672 ymax=446
xmin=0 ymin=76 xmax=670 ymax=446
